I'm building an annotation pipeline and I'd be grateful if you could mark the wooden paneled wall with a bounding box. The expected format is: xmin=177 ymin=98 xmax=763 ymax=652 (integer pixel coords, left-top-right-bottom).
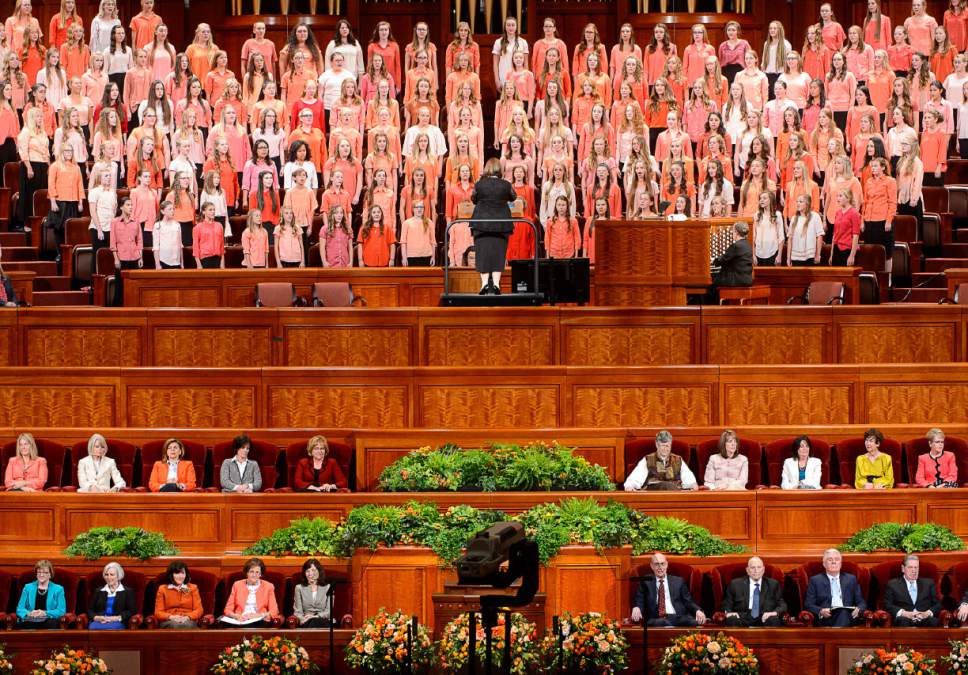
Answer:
xmin=2 ymin=304 xmax=964 ymax=368
xmin=3 ymin=363 xmax=968 ymax=428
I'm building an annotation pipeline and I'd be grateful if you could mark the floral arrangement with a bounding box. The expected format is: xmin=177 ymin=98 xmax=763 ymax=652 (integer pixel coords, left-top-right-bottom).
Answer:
xmin=944 ymin=639 xmax=968 ymax=674
xmin=0 ymin=644 xmax=12 ymax=674
xmin=345 ymin=609 xmax=434 ymax=674
xmin=654 ymin=632 xmax=759 ymax=674
xmin=210 ymin=635 xmax=315 ymax=675
xmin=64 ymin=526 xmax=179 ymax=560
xmin=436 ymin=612 xmax=539 ymax=674
xmin=377 ymin=442 xmax=614 ymax=492
xmin=30 ymin=646 xmax=111 ymax=674
xmin=848 ymin=647 xmax=937 ymax=674
xmin=539 ymin=612 xmax=629 ymax=674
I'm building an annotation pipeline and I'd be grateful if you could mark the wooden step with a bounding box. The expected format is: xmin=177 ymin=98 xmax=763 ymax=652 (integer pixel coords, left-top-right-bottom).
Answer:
xmin=0 ymin=246 xmax=38 ymax=261
xmin=942 ymin=243 xmax=968 ymax=257
xmin=891 ymin=287 xmax=948 ymax=302
xmin=32 ymin=276 xmax=71 ymax=292
xmin=0 ymin=232 xmax=28 ymax=246
xmin=923 ymin=257 xmax=968 ymax=272
xmin=29 ymin=290 xmax=89 ymax=306
xmin=911 ymin=272 xmax=948 ymax=288
xmin=1 ymin=260 xmax=57 ymax=275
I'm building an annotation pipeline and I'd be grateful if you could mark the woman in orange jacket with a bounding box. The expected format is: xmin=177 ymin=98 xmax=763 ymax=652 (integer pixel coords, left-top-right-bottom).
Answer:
xmin=153 ymin=561 xmax=203 ymax=628
xmin=147 ymin=438 xmax=197 ymax=493
xmin=219 ymin=558 xmax=280 ymax=628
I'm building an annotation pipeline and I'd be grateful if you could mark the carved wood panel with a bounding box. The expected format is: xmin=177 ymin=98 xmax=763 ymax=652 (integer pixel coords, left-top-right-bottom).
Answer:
xmin=563 ymin=326 xmax=694 ymax=365
xmin=284 ymin=327 xmax=412 ymax=367
xmin=267 ymin=386 xmax=410 ymax=427
xmin=24 ymin=327 xmax=143 ymax=367
xmin=838 ymin=325 xmax=957 ymax=363
xmin=138 ymin=288 xmax=220 ymax=307
xmin=706 ymin=325 xmax=826 ymax=364
xmin=572 ymin=386 xmax=712 ymax=427
xmin=865 ymin=384 xmax=968 ymax=424
xmin=152 ymin=328 xmax=272 ymax=367
xmin=418 ymin=386 xmax=559 ymax=428
xmin=0 ymin=386 xmax=116 ymax=426
xmin=723 ymin=384 xmax=853 ymax=425
xmin=125 ymin=386 xmax=257 ymax=427
xmin=65 ymin=507 xmax=222 ymax=546
xmin=424 ymin=326 xmax=555 ymax=366
xmin=0 ymin=326 xmax=16 ymax=366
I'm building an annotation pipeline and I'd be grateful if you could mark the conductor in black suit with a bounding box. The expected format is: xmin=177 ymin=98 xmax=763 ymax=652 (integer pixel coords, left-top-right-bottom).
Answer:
xmin=722 ymin=556 xmax=787 ymax=627
xmin=882 ymin=555 xmax=941 ymax=626
xmin=631 ymin=553 xmax=707 ymax=627
xmin=470 ymin=158 xmax=517 ymax=295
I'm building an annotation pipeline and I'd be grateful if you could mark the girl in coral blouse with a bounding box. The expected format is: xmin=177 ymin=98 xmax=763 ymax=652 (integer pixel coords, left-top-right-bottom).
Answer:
xmin=445 ymin=21 xmax=479 ymax=76
xmin=404 ymin=77 xmax=439 ymax=131
xmin=802 ymin=24 xmax=832 ymax=82
xmin=322 ymin=204 xmax=353 ymax=268
xmin=367 ymin=21 xmax=400 ymax=86
xmin=864 ymin=0 xmax=893 ymax=51
xmin=699 ymin=112 xmax=734 ymax=160
xmin=644 ymin=24 xmax=676 ymax=85
xmin=274 ymin=215 xmax=304 ymax=268
xmin=572 ymin=23 xmax=607 ymax=78
xmin=735 ymin=50 xmax=769 ymax=113
xmin=536 ymin=46 xmax=571 ymax=103
xmin=505 ymin=51 xmax=534 ymax=119
xmin=241 ymin=53 xmax=271 ymax=112
xmin=698 ymin=158 xmax=735 ymax=217
xmin=699 ymin=135 xmax=734 ymax=186
xmin=844 ymin=25 xmax=875 ymax=84
xmin=577 ymin=52 xmax=611 ymax=108
xmin=59 ymin=24 xmax=89 ymax=82
xmin=544 ymin=195 xmax=580 ymax=259
xmin=921 ymin=109 xmax=949 ymax=185
xmin=578 ymin=103 xmax=614 ymax=169
xmin=241 ymin=209 xmax=269 ymax=269
xmin=846 ymin=86 xmax=882 ymax=156
xmin=445 ymin=163 xmax=474 ymax=221
xmin=683 ymin=80 xmax=717 ymax=152
xmin=19 ymin=25 xmax=44 ymax=86
xmin=645 ymin=78 xmax=674 ymax=152
xmin=660 ymin=56 xmax=687 ymax=112
xmin=584 ymin=197 xmax=608 ymax=263
xmin=683 ymin=24 xmax=717 ymax=85
xmin=930 ymin=26 xmax=956 ymax=84
xmin=889 ymin=26 xmax=915 ymax=76
xmin=204 ymin=50 xmax=234 ymax=105
xmin=783 ymin=159 xmax=821 ymax=219
xmin=365 ymin=79 xmax=400 ymax=132
xmin=661 ymin=161 xmax=696 ymax=215
xmin=501 ymin=134 xmax=535 ymax=187
xmin=909 ymin=52 xmax=936 ymax=120
xmin=399 ymin=166 xmax=434 ymax=223
xmin=581 ymin=135 xmax=618 ymax=196
xmin=584 ymin=162 xmax=621 ymax=219
xmin=738 ymin=158 xmax=776 ymax=216
xmin=819 ymin=3 xmax=847 ymax=51
xmin=249 ymin=171 xmax=280 ymax=236
xmin=360 ymin=53 xmax=396 ymax=107
xmin=362 ymin=132 xmax=398 ymax=195
xmin=444 ymin=132 xmax=479 ymax=188
xmin=571 ymin=79 xmax=601 ymax=141
xmin=610 ymin=23 xmax=641 ymax=84
xmin=328 ymin=108 xmax=362 ymax=161
xmin=850 ymin=115 xmax=882 ymax=175
xmin=612 ymin=55 xmax=647 ymax=112
xmin=357 ymin=203 xmax=396 ymax=268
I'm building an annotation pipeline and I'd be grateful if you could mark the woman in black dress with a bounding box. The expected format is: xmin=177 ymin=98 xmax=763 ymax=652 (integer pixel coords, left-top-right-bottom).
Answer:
xmin=470 ymin=158 xmax=517 ymax=294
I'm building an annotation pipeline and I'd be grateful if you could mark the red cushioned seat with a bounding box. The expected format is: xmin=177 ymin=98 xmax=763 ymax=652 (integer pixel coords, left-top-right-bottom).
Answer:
xmin=70 ymin=438 xmax=138 ymax=490
xmin=283 ymin=439 xmax=354 ymax=492
xmin=140 ymin=439 xmax=210 ymax=490
xmin=213 ymin=439 xmax=281 ymax=491
xmin=694 ymin=437 xmax=764 ymax=489
xmin=904 ymin=435 xmax=968 ymax=487
xmin=835 ymin=436 xmax=907 ymax=488
xmin=763 ymin=437 xmax=833 ymax=488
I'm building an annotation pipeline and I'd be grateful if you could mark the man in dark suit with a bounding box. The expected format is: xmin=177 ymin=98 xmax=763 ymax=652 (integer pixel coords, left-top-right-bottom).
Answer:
xmin=631 ymin=553 xmax=707 ymax=627
xmin=882 ymin=555 xmax=941 ymax=626
xmin=701 ymin=221 xmax=754 ymax=304
xmin=722 ymin=556 xmax=787 ymax=627
xmin=804 ymin=548 xmax=867 ymax=627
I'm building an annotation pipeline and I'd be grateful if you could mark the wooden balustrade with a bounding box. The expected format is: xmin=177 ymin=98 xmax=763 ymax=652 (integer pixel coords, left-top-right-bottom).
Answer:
xmin=0 ymin=304 xmax=963 ymax=368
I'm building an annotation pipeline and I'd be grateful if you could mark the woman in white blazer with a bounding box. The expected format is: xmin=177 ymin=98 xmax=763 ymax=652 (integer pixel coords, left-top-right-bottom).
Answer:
xmin=780 ymin=435 xmax=823 ymax=489
xmin=77 ymin=434 xmax=126 ymax=493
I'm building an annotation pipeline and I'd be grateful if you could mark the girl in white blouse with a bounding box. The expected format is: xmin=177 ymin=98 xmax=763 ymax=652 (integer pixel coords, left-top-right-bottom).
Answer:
xmin=77 ymin=433 xmax=126 ymax=493
xmin=753 ymin=190 xmax=785 ymax=265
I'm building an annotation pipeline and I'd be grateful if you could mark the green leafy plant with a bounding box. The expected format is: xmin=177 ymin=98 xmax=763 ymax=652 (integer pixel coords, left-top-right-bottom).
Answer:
xmin=841 ymin=522 xmax=965 ymax=553
xmin=377 ymin=443 xmax=613 ymax=492
xmin=64 ymin=527 xmax=178 ymax=561
xmin=632 ymin=514 xmax=745 ymax=557
xmin=243 ymin=517 xmax=340 ymax=557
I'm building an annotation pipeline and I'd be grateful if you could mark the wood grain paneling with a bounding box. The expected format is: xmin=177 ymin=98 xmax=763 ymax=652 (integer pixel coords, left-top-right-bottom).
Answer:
xmin=545 ymin=547 xmax=630 ymax=625
xmin=424 ymin=326 xmax=555 ymax=366
xmin=418 ymin=385 xmax=560 ymax=428
xmin=125 ymin=386 xmax=257 ymax=427
xmin=352 ymin=548 xmax=441 ymax=626
xmin=0 ymin=384 xmax=116 ymax=426
xmin=838 ymin=325 xmax=957 ymax=363
xmin=572 ymin=385 xmax=713 ymax=427
xmin=564 ymin=326 xmax=694 ymax=365
xmin=139 ymin=288 xmax=221 ymax=307
xmin=24 ymin=327 xmax=144 ymax=367
xmin=723 ymin=384 xmax=853 ymax=425
xmin=267 ymin=385 xmax=410 ymax=428
xmin=65 ymin=507 xmax=222 ymax=545
xmin=152 ymin=328 xmax=273 ymax=367
xmin=0 ymin=506 xmax=55 ymax=542
xmin=284 ymin=326 xmax=412 ymax=367
xmin=707 ymin=325 xmax=826 ymax=364
xmin=865 ymin=384 xmax=968 ymax=424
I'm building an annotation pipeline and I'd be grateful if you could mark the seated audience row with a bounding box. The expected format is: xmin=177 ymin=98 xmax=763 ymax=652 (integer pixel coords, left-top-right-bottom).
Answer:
xmin=624 ymin=427 xmax=960 ymax=491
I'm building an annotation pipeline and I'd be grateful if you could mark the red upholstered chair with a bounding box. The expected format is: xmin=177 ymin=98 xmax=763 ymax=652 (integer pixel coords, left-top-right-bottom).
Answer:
xmin=284 ymin=569 xmax=354 ymax=628
xmin=942 ymin=561 xmax=968 ymax=626
xmin=0 ymin=571 xmax=11 ymax=627
xmin=12 ymin=568 xmax=82 ymax=628
xmin=835 ymin=436 xmax=907 ymax=488
xmin=140 ymin=439 xmax=210 ymax=491
xmin=220 ymin=570 xmax=287 ymax=627
xmin=77 ymin=569 xmax=147 ymax=629
xmin=1 ymin=438 xmax=70 ymax=489
xmin=213 ymin=439 xmax=281 ymax=491
xmin=694 ymin=437 xmax=764 ymax=490
xmin=145 ymin=569 xmax=219 ymax=628
xmin=904 ymin=435 xmax=968 ymax=487
xmin=283 ymin=439 xmax=354 ymax=492
xmin=623 ymin=438 xmax=692 ymax=483
xmin=790 ymin=561 xmax=873 ymax=626
xmin=708 ymin=561 xmax=788 ymax=625
xmin=70 ymin=439 xmax=139 ymax=490
xmin=255 ymin=282 xmax=298 ymax=307
xmin=628 ymin=561 xmax=705 ymax=620
xmin=868 ymin=559 xmax=942 ymax=626
xmin=762 ymin=438 xmax=834 ymax=488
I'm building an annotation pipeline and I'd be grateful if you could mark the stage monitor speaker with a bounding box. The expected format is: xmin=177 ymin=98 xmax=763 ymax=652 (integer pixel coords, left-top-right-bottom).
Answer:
xmin=510 ymin=257 xmax=590 ymax=305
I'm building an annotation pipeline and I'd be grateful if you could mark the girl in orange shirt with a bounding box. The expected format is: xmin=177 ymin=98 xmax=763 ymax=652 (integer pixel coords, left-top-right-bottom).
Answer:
xmin=404 ymin=77 xmax=439 ymax=130
xmin=322 ymin=204 xmax=353 ymax=268
xmin=930 ymin=26 xmax=956 ymax=84
xmin=578 ymin=103 xmax=614 ymax=169
xmin=363 ymin=131 xmax=398 ymax=193
xmin=319 ymin=169 xmax=352 ymax=228
xmin=661 ymin=161 xmax=696 ymax=215
xmin=275 ymin=215 xmax=304 ymax=268
xmin=249 ymin=171 xmax=280 ymax=233
xmin=165 ymin=171 xmax=196 ymax=248
xmin=572 ymin=23 xmax=607 ymax=78
xmin=612 ymin=55 xmax=647 ymax=112
xmin=201 ymin=137 xmax=239 ymax=213
xmin=576 ymin=52 xmax=611 ymax=108
xmin=404 ymin=50 xmax=437 ymax=106
xmin=59 ymin=24 xmax=90 ymax=81
xmin=448 ymin=105 xmax=483 ymax=167
xmin=921 ymin=108 xmax=949 ymax=184
xmin=584 ymin=162 xmax=621 ymax=218
xmin=507 ymin=165 xmax=536 ymax=260
xmin=703 ymin=56 xmax=730 ymax=111
xmin=645 ymin=78 xmax=675 ymax=151
xmin=368 ymin=21 xmax=401 ymax=87
xmin=644 ymin=24 xmax=676 ymax=85
xmin=661 ymin=56 xmax=688 ymax=111
xmin=324 ymin=138 xmax=363 ymax=206
xmin=738 ymin=158 xmax=776 ymax=216
xmin=364 ymin=168 xmax=396 ymax=233
xmin=445 ymin=163 xmax=475 ymax=220
xmin=505 ymin=51 xmax=534 ymax=118
xmin=571 ymin=79 xmax=601 ymax=141
xmin=365 ymin=79 xmax=400 ymax=131
xmin=20 ymin=25 xmax=44 ymax=86
xmin=241 ymin=209 xmax=269 ymax=269
xmin=445 ymin=132 xmax=479 ymax=188
xmin=357 ymin=203 xmax=396 ymax=267
xmin=204 ymin=51 xmax=234 ymax=105
xmin=784 ymin=160 xmax=821 ymax=219
xmin=447 ymin=80 xmax=482 ymax=132
xmin=126 ymin=135 xmax=163 ymax=188
xmin=544 ymin=195 xmax=581 ymax=259
xmin=164 ymin=53 xmax=192 ymax=105
xmin=536 ymin=47 xmax=571 ymax=102
xmin=584 ymin=196 xmax=608 ymax=263
xmin=399 ymin=166 xmax=434 ymax=223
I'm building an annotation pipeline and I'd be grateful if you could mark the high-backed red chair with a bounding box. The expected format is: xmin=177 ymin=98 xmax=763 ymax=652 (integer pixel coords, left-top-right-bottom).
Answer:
xmin=694 ymin=437 xmax=764 ymax=489
xmin=0 ymin=571 xmax=11 ymax=626
xmin=219 ymin=569 xmax=287 ymax=627
xmin=283 ymin=439 xmax=354 ymax=492
xmin=70 ymin=439 xmax=139 ymax=490
xmin=283 ymin=569 xmax=354 ymax=628
xmin=140 ymin=439 xmax=210 ymax=491
xmin=78 ymin=569 xmax=147 ymax=628
xmin=623 ymin=438 xmax=692 ymax=483
xmin=628 ymin=561 xmax=705 ymax=618
xmin=213 ymin=439 xmax=281 ymax=491
xmin=791 ymin=561 xmax=872 ymax=626
xmin=942 ymin=561 xmax=968 ymax=625
xmin=1 ymin=438 xmax=70 ymax=489
xmin=868 ymin=559 xmax=942 ymax=626
xmin=708 ymin=561 xmax=788 ymax=625
xmin=11 ymin=568 xmax=82 ymax=628
xmin=904 ymin=435 xmax=968 ymax=487
xmin=763 ymin=437 xmax=834 ymax=488
xmin=145 ymin=569 xmax=219 ymax=628
xmin=835 ymin=436 xmax=907 ymax=487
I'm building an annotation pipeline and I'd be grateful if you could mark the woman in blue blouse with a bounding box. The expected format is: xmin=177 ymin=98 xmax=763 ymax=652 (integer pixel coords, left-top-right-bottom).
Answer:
xmin=15 ymin=559 xmax=66 ymax=629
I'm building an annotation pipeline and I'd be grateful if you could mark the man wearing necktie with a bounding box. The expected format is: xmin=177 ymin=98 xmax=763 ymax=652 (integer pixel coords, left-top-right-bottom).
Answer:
xmin=631 ymin=553 xmax=707 ymax=627
xmin=722 ymin=556 xmax=786 ymax=627
xmin=804 ymin=548 xmax=867 ymax=627
xmin=882 ymin=555 xmax=941 ymax=626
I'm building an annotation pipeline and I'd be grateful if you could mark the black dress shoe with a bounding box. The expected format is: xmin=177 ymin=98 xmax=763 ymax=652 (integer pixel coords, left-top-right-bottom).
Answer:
xmin=479 ymin=287 xmax=488 ymax=295
xmin=491 ymin=285 xmax=501 ymax=295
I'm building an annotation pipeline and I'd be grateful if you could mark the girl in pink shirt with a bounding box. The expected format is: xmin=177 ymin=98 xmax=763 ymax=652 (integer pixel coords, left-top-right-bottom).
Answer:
xmin=904 ymin=0 xmax=939 ymax=55
xmin=819 ymin=3 xmax=847 ymax=51
xmin=130 ymin=169 xmax=158 ymax=247
xmin=544 ymin=195 xmax=580 ymax=259
xmin=844 ymin=25 xmax=876 ymax=83
xmin=889 ymin=26 xmax=915 ymax=76
xmin=241 ymin=209 xmax=269 ymax=269
xmin=400 ymin=200 xmax=436 ymax=266
xmin=684 ymin=80 xmax=717 ymax=149
xmin=864 ymin=0 xmax=893 ymax=51
xmin=683 ymin=24 xmax=716 ymax=86
xmin=826 ymin=52 xmax=857 ymax=132
xmin=322 ymin=204 xmax=352 ymax=268
xmin=909 ymin=51 xmax=935 ymax=117
xmin=274 ymin=215 xmax=304 ymax=268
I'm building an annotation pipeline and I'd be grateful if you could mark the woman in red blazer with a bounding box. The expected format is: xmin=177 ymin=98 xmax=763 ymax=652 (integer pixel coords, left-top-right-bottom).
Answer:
xmin=148 ymin=439 xmax=198 ymax=492
xmin=219 ymin=558 xmax=280 ymax=628
xmin=293 ymin=435 xmax=348 ymax=492
xmin=915 ymin=428 xmax=960 ymax=488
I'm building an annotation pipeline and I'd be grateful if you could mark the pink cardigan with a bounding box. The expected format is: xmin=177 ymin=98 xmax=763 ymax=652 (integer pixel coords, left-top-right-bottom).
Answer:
xmin=4 ymin=456 xmax=48 ymax=490
xmin=223 ymin=580 xmax=280 ymax=619
xmin=915 ymin=451 xmax=959 ymax=487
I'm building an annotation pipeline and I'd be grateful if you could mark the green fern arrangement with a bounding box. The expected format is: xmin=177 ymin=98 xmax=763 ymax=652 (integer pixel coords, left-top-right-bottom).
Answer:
xmin=64 ymin=527 xmax=179 ymax=560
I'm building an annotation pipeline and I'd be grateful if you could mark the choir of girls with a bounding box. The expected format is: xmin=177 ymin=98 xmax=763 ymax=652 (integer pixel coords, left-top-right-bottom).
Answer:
xmin=1 ymin=0 xmax=963 ymax=276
